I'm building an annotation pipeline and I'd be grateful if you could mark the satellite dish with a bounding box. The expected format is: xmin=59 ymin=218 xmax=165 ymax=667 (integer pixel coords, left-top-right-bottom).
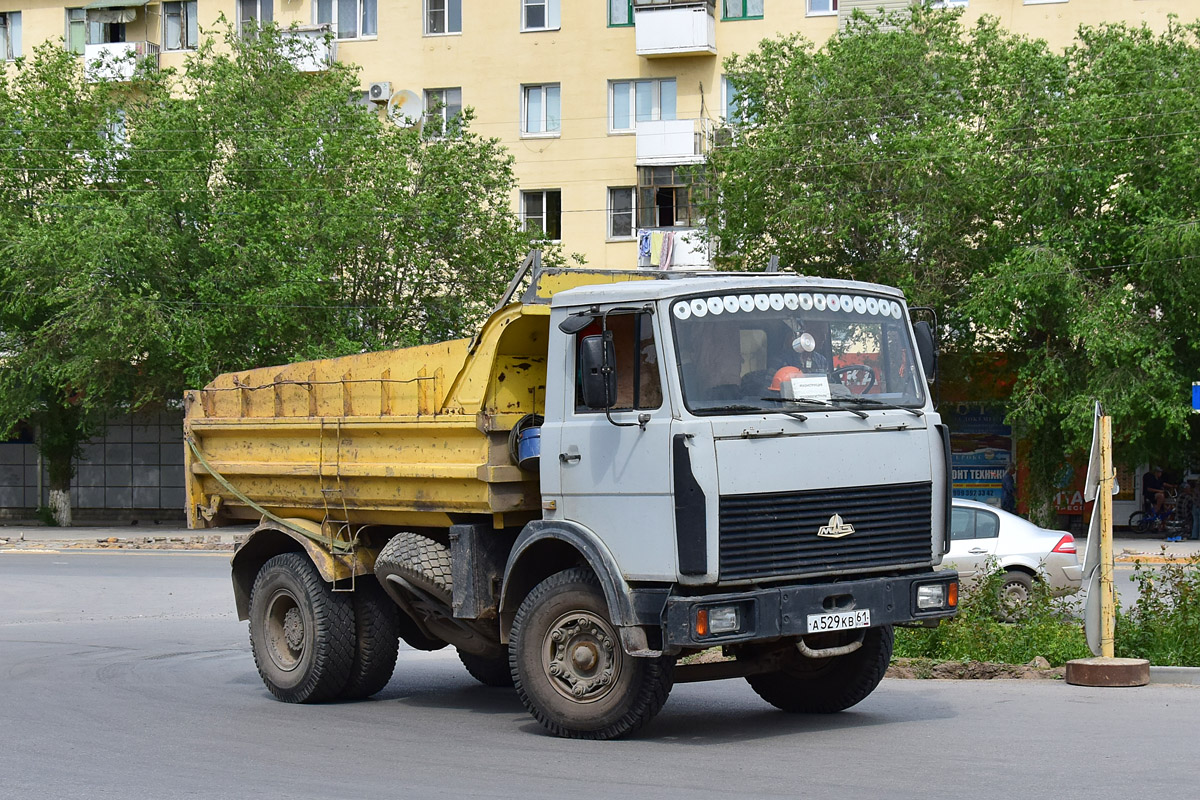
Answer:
xmin=386 ymin=90 xmax=424 ymax=128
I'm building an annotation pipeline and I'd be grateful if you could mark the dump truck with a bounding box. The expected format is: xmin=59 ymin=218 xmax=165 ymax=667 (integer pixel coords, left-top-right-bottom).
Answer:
xmin=184 ymin=265 xmax=959 ymax=739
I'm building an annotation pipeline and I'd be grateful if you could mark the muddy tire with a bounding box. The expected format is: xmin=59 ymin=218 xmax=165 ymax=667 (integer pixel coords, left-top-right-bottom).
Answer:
xmin=338 ymin=578 xmax=401 ymax=700
xmin=510 ymin=568 xmax=673 ymax=740
xmin=248 ymin=553 xmax=355 ymax=703
xmin=745 ymin=625 xmax=893 ymax=714
xmin=458 ymin=649 xmax=515 ymax=687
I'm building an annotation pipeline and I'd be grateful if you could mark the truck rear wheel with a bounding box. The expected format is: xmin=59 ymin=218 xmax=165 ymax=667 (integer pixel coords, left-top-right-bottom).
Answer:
xmin=745 ymin=625 xmax=893 ymax=714
xmin=458 ymin=649 xmax=515 ymax=687
xmin=248 ymin=553 xmax=355 ymax=703
xmin=338 ymin=578 xmax=401 ymax=700
xmin=510 ymin=568 xmax=674 ymax=740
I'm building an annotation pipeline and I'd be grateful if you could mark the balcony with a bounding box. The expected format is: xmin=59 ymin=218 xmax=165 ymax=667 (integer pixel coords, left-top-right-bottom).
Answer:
xmin=284 ymin=25 xmax=336 ymax=73
xmin=633 ymin=0 xmax=716 ymax=58
xmin=635 ymin=118 xmax=712 ymax=166
xmin=85 ymin=41 xmax=159 ymax=83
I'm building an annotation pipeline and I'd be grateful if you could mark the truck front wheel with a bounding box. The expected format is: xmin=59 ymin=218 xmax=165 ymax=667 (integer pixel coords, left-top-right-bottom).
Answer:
xmin=510 ymin=568 xmax=674 ymax=740
xmin=248 ymin=553 xmax=355 ymax=703
xmin=745 ymin=625 xmax=893 ymax=714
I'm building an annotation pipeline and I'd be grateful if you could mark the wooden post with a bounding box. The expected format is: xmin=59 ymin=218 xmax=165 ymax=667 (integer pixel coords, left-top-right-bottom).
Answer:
xmin=1098 ymin=414 xmax=1115 ymax=658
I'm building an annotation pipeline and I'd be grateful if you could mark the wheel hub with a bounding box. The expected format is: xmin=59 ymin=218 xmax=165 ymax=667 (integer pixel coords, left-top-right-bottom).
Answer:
xmin=265 ymin=590 xmax=305 ymax=672
xmin=544 ymin=611 xmax=620 ymax=703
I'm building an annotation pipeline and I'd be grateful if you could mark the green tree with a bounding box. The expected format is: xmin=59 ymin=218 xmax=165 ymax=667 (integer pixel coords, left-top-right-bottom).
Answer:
xmin=0 ymin=42 xmax=121 ymax=525
xmin=0 ymin=25 xmax=547 ymax=525
xmin=701 ymin=5 xmax=1200 ymax=505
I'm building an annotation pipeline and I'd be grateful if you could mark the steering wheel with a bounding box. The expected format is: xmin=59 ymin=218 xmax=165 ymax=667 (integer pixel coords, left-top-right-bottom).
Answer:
xmin=830 ymin=365 xmax=877 ymax=394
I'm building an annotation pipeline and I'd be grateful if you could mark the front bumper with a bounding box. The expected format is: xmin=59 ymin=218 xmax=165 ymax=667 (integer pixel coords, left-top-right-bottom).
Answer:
xmin=658 ymin=570 xmax=958 ymax=651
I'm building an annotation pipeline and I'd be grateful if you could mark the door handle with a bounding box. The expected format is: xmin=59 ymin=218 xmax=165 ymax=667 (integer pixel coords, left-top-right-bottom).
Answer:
xmin=559 ymin=452 xmax=581 ymax=463
xmin=968 ymin=548 xmax=989 ymax=554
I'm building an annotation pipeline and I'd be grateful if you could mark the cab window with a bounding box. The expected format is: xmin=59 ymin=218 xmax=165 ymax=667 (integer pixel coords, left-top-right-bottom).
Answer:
xmin=574 ymin=312 xmax=662 ymax=412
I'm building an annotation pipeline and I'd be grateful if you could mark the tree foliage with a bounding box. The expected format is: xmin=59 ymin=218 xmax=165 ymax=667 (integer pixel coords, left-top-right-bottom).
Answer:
xmin=0 ymin=25 xmax=547 ymax=522
xmin=702 ymin=4 xmax=1200 ymax=500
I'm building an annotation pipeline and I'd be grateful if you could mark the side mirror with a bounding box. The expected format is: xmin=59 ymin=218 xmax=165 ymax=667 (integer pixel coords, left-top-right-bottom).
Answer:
xmin=579 ymin=333 xmax=617 ymax=409
xmin=913 ymin=321 xmax=938 ymax=384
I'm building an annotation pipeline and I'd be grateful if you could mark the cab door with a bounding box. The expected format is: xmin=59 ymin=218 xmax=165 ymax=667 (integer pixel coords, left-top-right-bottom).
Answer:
xmin=556 ymin=310 xmax=678 ymax=582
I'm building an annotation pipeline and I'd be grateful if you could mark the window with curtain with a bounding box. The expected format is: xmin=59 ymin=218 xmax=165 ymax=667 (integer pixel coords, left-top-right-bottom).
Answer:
xmin=423 ymin=87 xmax=463 ymax=136
xmin=609 ymin=78 xmax=676 ymax=132
xmin=425 ymin=0 xmax=462 ymax=34
xmin=522 ymin=84 xmax=561 ymax=135
xmin=722 ymin=0 xmax=764 ymax=20
xmin=608 ymin=0 xmax=632 ymax=26
xmin=0 ymin=12 xmax=22 ymax=60
xmin=239 ymin=0 xmax=273 ymax=35
xmin=164 ymin=1 xmax=199 ymax=51
xmin=608 ymin=187 xmax=635 ymax=239
xmin=316 ymin=0 xmax=376 ymax=39
xmin=66 ymin=8 xmax=86 ymax=55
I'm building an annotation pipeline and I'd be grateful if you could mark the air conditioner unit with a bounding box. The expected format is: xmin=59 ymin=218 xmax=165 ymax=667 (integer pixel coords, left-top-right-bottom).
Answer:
xmin=368 ymin=81 xmax=392 ymax=104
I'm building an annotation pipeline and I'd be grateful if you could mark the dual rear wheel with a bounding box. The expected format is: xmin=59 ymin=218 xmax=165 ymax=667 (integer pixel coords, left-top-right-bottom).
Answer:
xmin=248 ymin=553 xmax=399 ymax=703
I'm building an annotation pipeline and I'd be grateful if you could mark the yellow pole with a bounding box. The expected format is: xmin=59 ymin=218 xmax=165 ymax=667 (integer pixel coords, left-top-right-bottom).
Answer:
xmin=1099 ymin=415 xmax=1115 ymax=658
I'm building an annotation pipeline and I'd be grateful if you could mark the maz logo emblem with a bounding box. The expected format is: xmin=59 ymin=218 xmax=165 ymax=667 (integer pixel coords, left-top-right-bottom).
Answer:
xmin=817 ymin=514 xmax=856 ymax=539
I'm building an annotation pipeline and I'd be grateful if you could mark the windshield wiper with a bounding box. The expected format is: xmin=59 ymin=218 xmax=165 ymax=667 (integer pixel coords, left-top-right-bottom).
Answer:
xmin=698 ymin=403 xmax=808 ymax=421
xmin=839 ymin=396 xmax=924 ymax=417
xmin=760 ymin=396 xmax=868 ymax=419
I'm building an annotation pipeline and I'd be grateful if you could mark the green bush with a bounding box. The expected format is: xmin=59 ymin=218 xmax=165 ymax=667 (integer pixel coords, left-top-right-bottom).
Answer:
xmin=894 ymin=564 xmax=1089 ymax=667
xmin=1115 ymin=556 xmax=1200 ymax=666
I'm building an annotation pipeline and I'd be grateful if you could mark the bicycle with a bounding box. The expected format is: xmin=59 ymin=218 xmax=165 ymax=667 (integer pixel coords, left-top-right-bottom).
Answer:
xmin=1128 ymin=488 xmax=1188 ymax=537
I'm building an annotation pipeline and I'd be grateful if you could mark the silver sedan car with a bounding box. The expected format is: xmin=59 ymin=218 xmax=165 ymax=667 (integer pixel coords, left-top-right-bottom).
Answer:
xmin=947 ymin=498 xmax=1083 ymax=606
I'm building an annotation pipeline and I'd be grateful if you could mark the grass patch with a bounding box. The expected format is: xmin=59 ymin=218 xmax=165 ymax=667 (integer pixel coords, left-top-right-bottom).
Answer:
xmin=894 ymin=566 xmax=1089 ymax=667
xmin=1116 ymin=555 xmax=1200 ymax=667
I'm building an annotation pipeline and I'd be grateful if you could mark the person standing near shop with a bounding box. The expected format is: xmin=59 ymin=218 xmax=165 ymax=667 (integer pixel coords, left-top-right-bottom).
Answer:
xmin=1001 ymin=464 xmax=1017 ymax=514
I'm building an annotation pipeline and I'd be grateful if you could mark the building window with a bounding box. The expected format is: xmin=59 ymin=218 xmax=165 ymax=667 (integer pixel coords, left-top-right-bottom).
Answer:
xmin=522 ymin=84 xmax=561 ymax=136
xmin=316 ymin=0 xmax=377 ymax=39
xmin=425 ymin=0 xmax=461 ymax=35
xmin=609 ymin=78 xmax=676 ymax=133
xmin=608 ymin=187 xmax=635 ymax=239
xmin=66 ymin=8 xmax=86 ymax=55
xmin=807 ymin=0 xmax=836 ymax=15
xmin=522 ymin=0 xmax=560 ymax=32
xmin=522 ymin=190 xmax=562 ymax=240
xmin=722 ymin=0 xmax=763 ymax=20
xmin=1 ymin=12 xmax=22 ymax=60
xmin=239 ymin=0 xmax=274 ymax=34
xmin=608 ymin=0 xmax=632 ymax=26
xmin=164 ymin=1 xmax=199 ymax=51
xmin=423 ymin=87 xmax=462 ymax=135
xmin=722 ymin=75 xmax=751 ymax=125
xmin=638 ymin=167 xmax=697 ymax=229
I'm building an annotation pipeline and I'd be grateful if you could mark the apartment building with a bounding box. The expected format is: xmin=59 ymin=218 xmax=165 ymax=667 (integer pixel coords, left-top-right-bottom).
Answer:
xmin=0 ymin=1 xmax=1183 ymax=517
xmin=0 ymin=0 xmax=1181 ymax=270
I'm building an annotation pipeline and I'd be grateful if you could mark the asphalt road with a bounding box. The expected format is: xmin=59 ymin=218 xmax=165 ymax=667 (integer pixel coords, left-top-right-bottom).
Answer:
xmin=1 ymin=552 xmax=1197 ymax=800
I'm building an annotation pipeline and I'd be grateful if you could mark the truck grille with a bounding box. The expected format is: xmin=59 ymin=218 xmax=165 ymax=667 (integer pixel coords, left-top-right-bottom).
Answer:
xmin=718 ymin=481 xmax=934 ymax=581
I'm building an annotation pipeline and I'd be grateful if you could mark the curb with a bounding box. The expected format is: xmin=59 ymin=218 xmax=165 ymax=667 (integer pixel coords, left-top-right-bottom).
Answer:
xmin=0 ymin=535 xmax=241 ymax=552
xmin=1148 ymin=666 xmax=1200 ymax=686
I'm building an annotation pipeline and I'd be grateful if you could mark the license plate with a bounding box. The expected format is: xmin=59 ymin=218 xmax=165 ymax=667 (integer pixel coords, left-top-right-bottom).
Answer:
xmin=806 ymin=609 xmax=871 ymax=633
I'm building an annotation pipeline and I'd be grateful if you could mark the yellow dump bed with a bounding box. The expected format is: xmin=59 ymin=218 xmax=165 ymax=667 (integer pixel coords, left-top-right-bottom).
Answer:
xmin=183 ymin=268 xmax=657 ymax=531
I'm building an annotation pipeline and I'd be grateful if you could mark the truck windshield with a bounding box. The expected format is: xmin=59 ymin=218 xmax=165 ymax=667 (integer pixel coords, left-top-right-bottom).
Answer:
xmin=670 ymin=290 xmax=927 ymax=415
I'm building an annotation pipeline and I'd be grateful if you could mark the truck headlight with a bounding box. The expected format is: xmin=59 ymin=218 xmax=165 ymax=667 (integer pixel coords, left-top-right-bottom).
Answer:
xmin=915 ymin=581 xmax=958 ymax=611
xmin=696 ymin=605 xmax=740 ymax=636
